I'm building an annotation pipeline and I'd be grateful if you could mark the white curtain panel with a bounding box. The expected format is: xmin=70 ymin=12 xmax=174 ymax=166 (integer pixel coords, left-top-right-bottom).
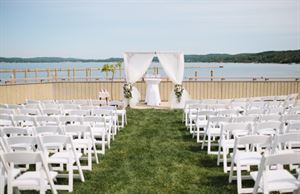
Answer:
xmin=157 ymin=52 xmax=184 ymax=84
xmin=124 ymin=52 xmax=155 ymax=83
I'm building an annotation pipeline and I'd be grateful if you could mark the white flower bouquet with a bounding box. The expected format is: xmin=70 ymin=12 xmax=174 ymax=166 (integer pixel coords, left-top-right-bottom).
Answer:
xmin=123 ymin=83 xmax=133 ymax=99
xmin=174 ymin=84 xmax=184 ymax=103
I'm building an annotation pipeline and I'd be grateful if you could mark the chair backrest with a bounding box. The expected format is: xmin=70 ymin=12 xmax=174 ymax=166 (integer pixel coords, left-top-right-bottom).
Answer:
xmin=288 ymin=107 xmax=300 ymax=115
xmin=231 ymin=115 xmax=258 ymax=123
xmin=0 ymin=108 xmax=15 ymax=115
xmin=64 ymin=125 xmax=94 ymax=140
xmin=267 ymin=107 xmax=286 ymax=115
xmin=92 ymin=108 xmax=114 ymax=117
xmin=272 ymin=133 xmax=300 ymax=153
xmin=59 ymin=116 xmax=83 ymax=125
xmin=6 ymin=104 xmax=23 ymax=109
xmin=245 ymin=109 xmax=266 ymax=116
xmin=108 ymin=100 xmax=125 ymax=109
xmin=207 ymin=116 xmax=231 ymax=128
xmin=34 ymin=126 xmax=64 ymax=136
xmin=0 ymin=114 xmax=14 ymax=127
xmin=56 ymin=99 xmax=73 ymax=104
xmin=68 ymin=110 xmax=90 ymax=117
xmin=254 ymin=121 xmax=283 ymax=134
xmin=19 ymin=108 xmax=41 ymax=116
xmin=62 ymin=104 xmax=80 ymax=110
xmin=83 ymin=116 xmax=107 ymax=127
xmin=235 ymin=135 xmax=272 ymax=147
xmin=2 ymin=127 xmax=30 ymax=137
xmin=90 ymin=100 xmax=107 ymax=106
xmin=264 ymin=152 xmax=300 ymax=166
xmin=41 ymin=103 xmax=61 ymax=110
xmin=259 ymin=114 xmax=281 ymax=122
xmin=35 ymin=116 xmax=59 ymax=126
xmin=281 ymin=114 xmax=300 ymax=123
xmin=73 ymin=99 xmax=91 ymax=106
xmin=38 ymin=135 xmax=73 ymax=152
xmin=12 ymin=115 xmax=37 ymax=127
xmin=285 ymin=121 xmax=300 ymax=133
xmin=221 ymin=122 xmax=252 ymax=140
xmin=4 ymin=136 xmax=38 ymax=152
xmin=42 ymin=108 xmax=62 ymax=116
xmin=217 ymin=109 xmax=240 ymax=117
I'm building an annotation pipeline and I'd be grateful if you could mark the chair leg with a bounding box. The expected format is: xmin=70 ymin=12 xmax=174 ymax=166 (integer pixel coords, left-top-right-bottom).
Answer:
xmin=68 ymin=163 xmax=73 ymax=192
xmin=207 ymin=134 xmax=212 ymax=154
xmin=223 ymin=149 xmax=228 ymax=173
xmin=237 ymin=163 xmax=242 ymax=194
xmin=229 ymin=158 xmax=235 ymax=183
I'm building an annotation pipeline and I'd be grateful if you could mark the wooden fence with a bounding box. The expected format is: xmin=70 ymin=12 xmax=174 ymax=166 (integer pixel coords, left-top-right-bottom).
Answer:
xmin=0 ymin=80 xmax=299 ymax=104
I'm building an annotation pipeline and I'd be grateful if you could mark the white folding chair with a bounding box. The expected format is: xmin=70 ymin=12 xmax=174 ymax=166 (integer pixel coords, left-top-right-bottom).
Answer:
xmin=229 ymin=135 xmax=272 ymax=194
xmin=83 ymin=116 xmax=108 ymax=154
xmin=38 ymin=135 xmax=85 ymax=192
xmin=217 ymin=122 xmax=252 ymax=173
xmin=201 ymin=116 xmax=232 ymax=154
xmin=251 ymin=152 xmax=300 ymax=194
xmin=194 ymin=110 xmax=217 ymax=140
xmin=64 ymin=125 xmax=99 ymax=170
xmin=0 ymin=152 xmax=57 ymax=194
xmin=109 ymin=100 xmax=127 ymax=128
xmin=92 ymin=108 xmax=116 ymax=140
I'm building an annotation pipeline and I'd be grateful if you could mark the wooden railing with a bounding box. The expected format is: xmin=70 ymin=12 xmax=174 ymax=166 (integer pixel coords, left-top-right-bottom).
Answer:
xmin=0 ymin=80 xmax=299 ymax=104
xmin=0 ymin=65 xmax=229 ymax=84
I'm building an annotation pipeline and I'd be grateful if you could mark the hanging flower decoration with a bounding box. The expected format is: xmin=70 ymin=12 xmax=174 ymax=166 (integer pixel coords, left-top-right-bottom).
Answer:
xmin=123 ymin=83 xmax=133 ymax=99
xmin=174 ymin=84 xmax=184 ymax=103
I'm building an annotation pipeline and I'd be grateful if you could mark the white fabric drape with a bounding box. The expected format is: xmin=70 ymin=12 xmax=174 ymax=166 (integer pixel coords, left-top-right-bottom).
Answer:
xmin=123 ymin=51 xmax=189 ymax=108
xmin=156 ymin=52 xmax=184 ymax=84
xmin=124 ymin=52 xmax=154 ymax=83
xmin=157 ymin=52 xmax=188 ymax=108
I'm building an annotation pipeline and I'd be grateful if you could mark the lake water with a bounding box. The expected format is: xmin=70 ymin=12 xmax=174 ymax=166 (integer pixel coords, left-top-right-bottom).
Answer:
xmin=0 ymin=62 xmax=299 ymax=81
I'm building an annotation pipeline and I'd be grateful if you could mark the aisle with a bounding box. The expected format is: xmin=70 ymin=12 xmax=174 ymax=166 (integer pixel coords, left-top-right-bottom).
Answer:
xmin=61 ymin=109 xmax=236 ymax=194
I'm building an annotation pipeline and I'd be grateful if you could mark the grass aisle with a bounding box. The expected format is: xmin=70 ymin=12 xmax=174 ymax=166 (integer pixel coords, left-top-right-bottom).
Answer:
xmin=63 ymin=109 xmax=236 ymax=194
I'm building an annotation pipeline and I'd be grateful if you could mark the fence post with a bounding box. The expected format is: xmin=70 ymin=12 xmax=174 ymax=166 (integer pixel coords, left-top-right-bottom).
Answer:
xmin=54 ymin=68 xmax=57 ymax=81
xmin=73 ymin=68 xmax=75 ymax=81
xmin=24 ymin=69 xmax=27 ymax=83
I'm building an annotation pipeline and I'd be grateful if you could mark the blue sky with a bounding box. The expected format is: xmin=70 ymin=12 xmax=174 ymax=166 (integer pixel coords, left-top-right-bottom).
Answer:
xmin=0 ymin=0 xmax=299 ymax=58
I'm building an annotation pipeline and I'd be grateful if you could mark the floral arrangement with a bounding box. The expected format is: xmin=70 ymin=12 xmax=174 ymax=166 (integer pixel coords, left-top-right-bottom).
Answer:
xmin=174 ymin=84 xmax=184 ymax=103
xmin=123 ymin=83 xmax=133 ymax=99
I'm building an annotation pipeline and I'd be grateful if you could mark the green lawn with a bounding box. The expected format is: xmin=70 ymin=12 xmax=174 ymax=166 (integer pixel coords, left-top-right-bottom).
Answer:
xmin=60 ymin=108 xmax=236 ymax=194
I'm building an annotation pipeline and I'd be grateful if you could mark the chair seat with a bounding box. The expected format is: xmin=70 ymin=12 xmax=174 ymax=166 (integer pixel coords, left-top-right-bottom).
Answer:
xmin=207 ymin=127 xmax=221 ymax=136
xmin=73 ymin=139 xmax=92 ymax=148
xmin=251 ymin=170 xmax=300 ymax=192
xmin=49 ymin=151 xmax=82 ymax=164
xmin=221 ymin=139 xmax=235 ymax=148
xmin=232 ymin=130 xmax=249 ymax=137
xmin=13 ymin=171 xmax=57 ymax=187
xmin=196 ymin=120 xmax=207 ymax=127
xmin=234 ymin=151 xmax=262 ymax=165
xmin=256 ymin=129 xmax=275 ymax=135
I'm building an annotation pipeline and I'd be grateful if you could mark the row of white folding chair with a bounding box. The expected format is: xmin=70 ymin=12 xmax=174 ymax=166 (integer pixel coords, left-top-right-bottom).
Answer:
xmin=228 ymin=133 xmax=300 ymax=194
xmin=216 ymin=121 xmax=285 ymax=173
xmin=1 ymin=104 xmax=127 ymax=129
xmin=0 ymin=134 xmax=85 ymax=193
xmin=0 ymin=115 xmax=111 ymax=155
xmin=0 ymin=125 xmax=99 ymax=169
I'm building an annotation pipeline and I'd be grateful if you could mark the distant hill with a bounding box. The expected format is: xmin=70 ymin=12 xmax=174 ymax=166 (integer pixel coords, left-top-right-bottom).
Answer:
xmin=0 ymin=50 xmax=299 ymax=63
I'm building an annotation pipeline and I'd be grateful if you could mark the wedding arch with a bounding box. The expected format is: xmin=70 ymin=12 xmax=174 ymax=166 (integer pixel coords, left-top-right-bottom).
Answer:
xmin=123 ymin=51 xmax=189 ymax=108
